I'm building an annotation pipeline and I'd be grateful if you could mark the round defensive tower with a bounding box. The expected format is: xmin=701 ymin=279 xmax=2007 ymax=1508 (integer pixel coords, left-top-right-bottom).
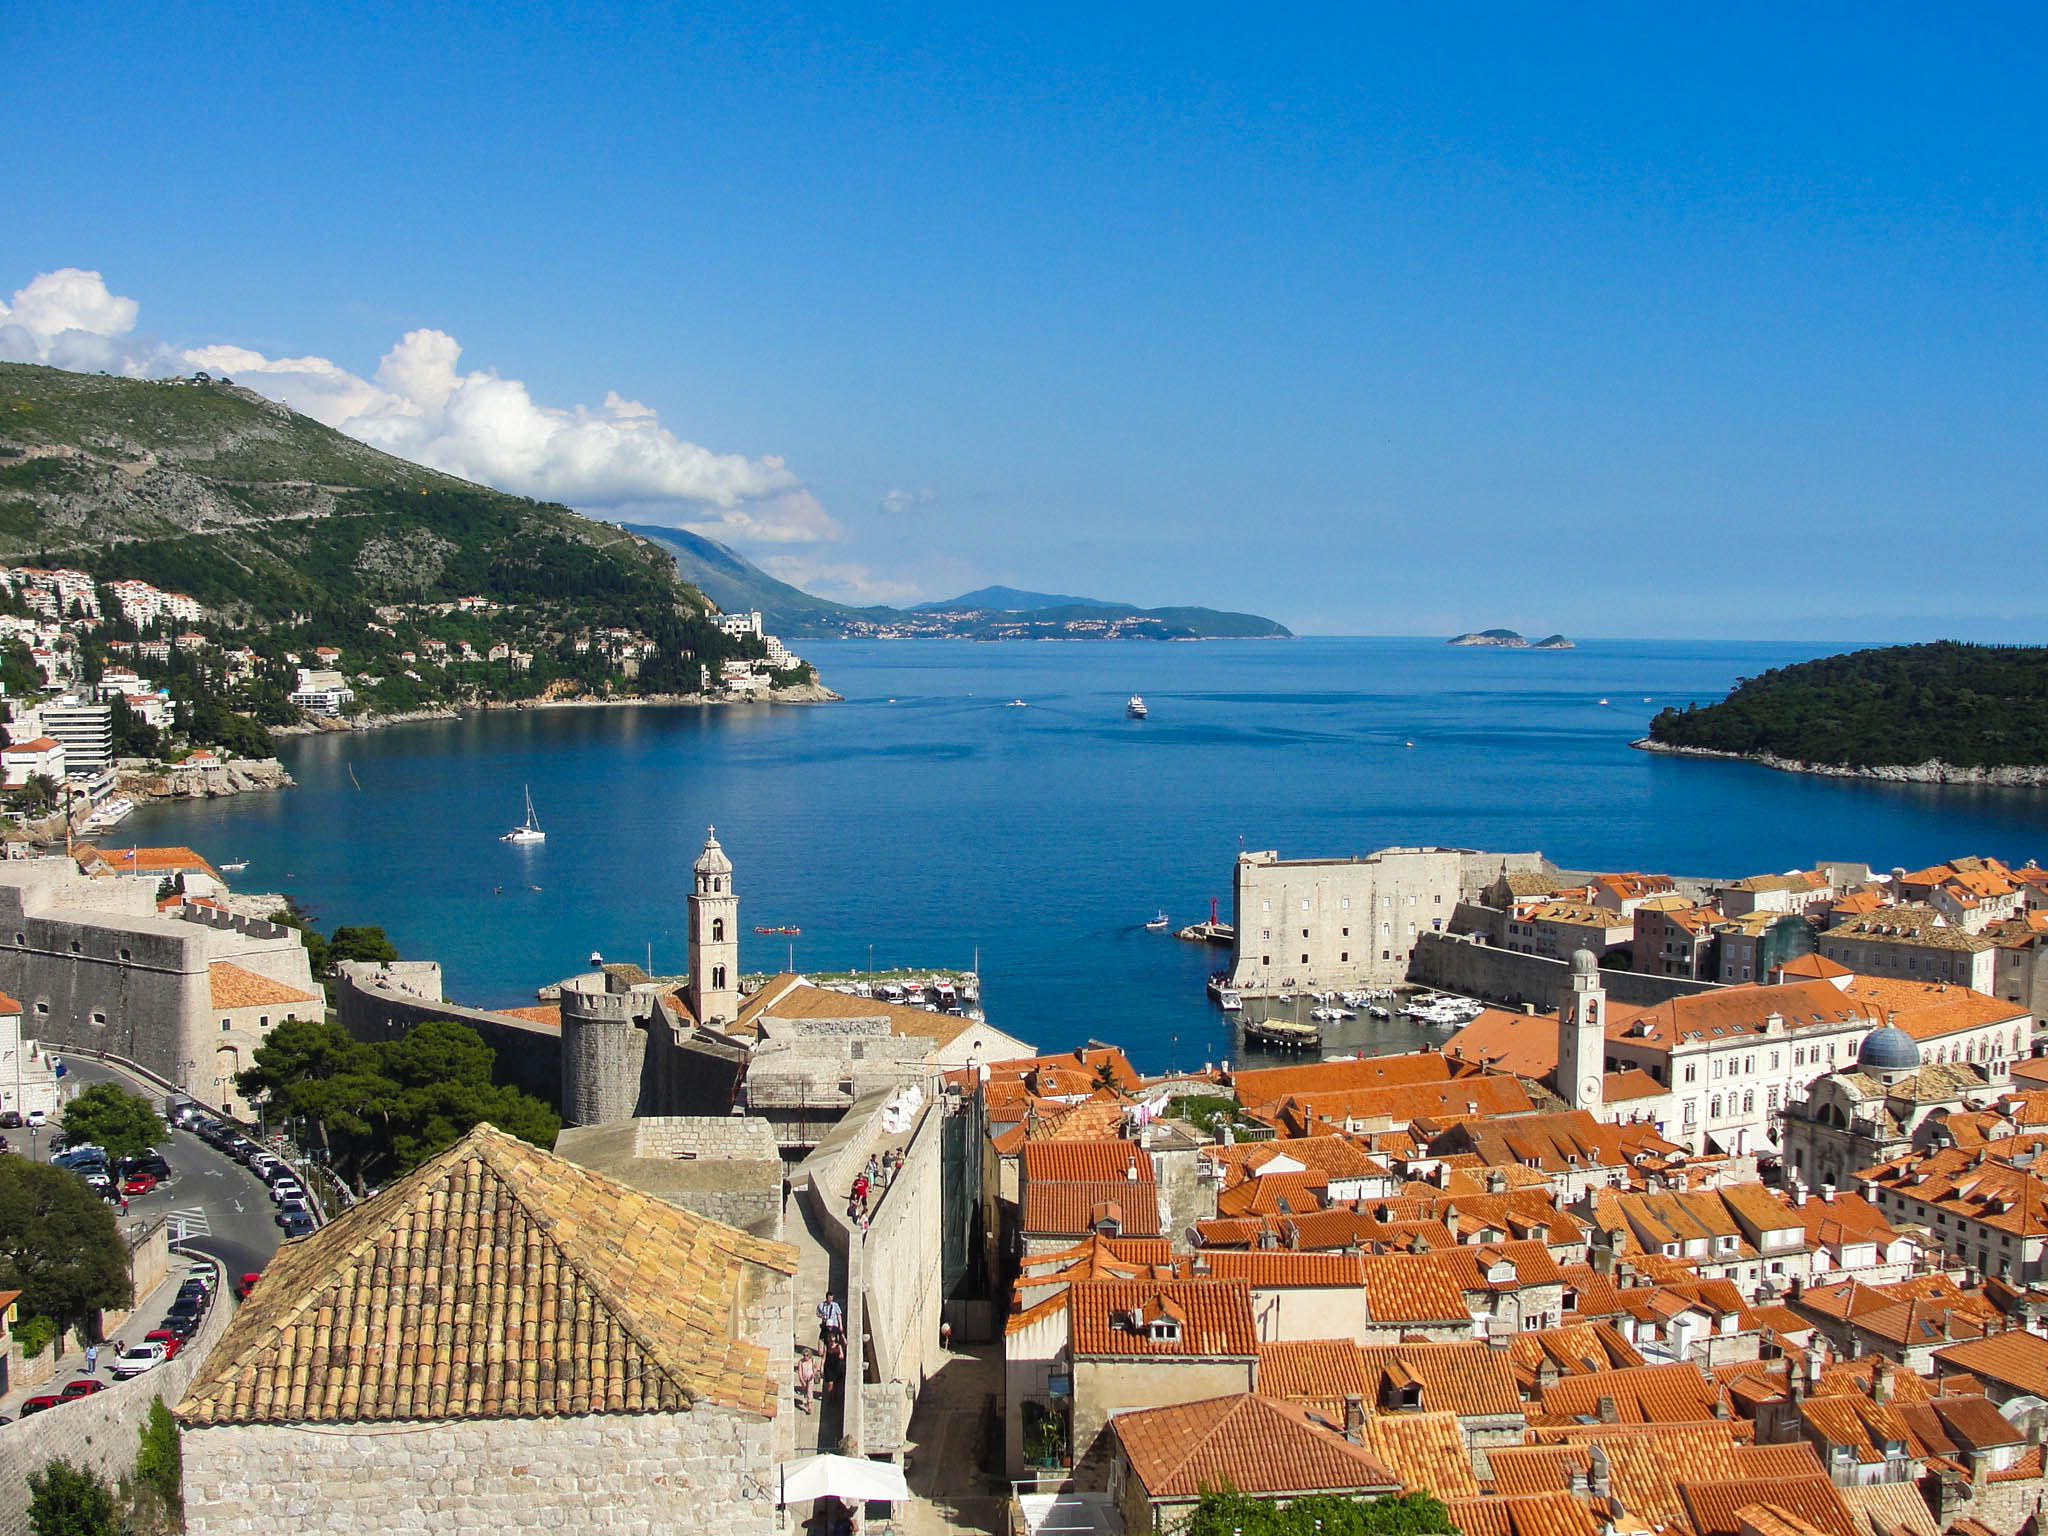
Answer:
xmin=558 ymin=972 xmax=649 ymax=1127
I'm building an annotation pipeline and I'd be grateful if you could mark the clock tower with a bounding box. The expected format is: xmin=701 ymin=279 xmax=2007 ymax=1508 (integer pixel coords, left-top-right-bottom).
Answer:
xmin=1558 ymin=949 xmax=1607 ymax=1112
xmin=688 ymin=827 xmax=739 ymax=1029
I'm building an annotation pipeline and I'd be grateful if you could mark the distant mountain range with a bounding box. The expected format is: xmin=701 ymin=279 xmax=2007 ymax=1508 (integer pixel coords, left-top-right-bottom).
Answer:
xmin=621 ymin=524 xmax=1291 ymax=640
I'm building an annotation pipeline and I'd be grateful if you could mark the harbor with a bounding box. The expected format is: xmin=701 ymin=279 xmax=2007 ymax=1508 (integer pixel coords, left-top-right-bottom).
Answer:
xmin=1216 ymin=977 xmax=1476 ymax=1062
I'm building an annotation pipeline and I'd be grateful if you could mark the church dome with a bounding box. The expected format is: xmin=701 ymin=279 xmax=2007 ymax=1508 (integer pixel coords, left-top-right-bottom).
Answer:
xmin=1856 ymin=1026 xmax=1920 ymax=1073
xmin=693 ymin=827 xmax=732 ymax=877
xmin=1570 ymin=949 xmax=1598 ymax=976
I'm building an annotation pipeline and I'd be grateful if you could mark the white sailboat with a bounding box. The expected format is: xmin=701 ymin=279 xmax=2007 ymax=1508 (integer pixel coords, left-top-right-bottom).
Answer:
xmin=501 ymin=786 xmax=546 ymax=844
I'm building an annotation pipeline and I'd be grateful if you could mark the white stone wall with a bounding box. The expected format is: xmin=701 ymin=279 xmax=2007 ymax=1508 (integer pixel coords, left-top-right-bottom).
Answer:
xmin=183 ymin=1406 xmax=778 ymax=1536
xmin=1231 ymin=847 xmax=1464 ymax=991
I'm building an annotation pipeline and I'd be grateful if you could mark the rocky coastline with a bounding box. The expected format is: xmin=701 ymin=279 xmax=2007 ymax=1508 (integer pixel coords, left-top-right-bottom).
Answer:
xmin=270 ymin=683 xmax=844 ymax=738
xmin=1630 ymin=737 xmax=2048 ymax=787
xmin=114 ymin=757 xmax=297 ymax=803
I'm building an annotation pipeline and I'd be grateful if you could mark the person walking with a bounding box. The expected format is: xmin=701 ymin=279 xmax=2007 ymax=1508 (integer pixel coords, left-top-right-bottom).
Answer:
xmin=817 ymin=1292 xmax=844 ymax=1344
xmin=795 ymin=1348 xmax=818 ymax=1413
xmin=85 ymin=1343 xmax=98 ymax=1374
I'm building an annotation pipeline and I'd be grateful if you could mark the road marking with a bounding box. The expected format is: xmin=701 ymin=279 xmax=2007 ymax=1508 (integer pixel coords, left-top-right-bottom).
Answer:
xmin=232 ymin=1199 xmax=243 ymax=1213
xmin=165 ymin=1207 xmax=213 ymax=1240
xmin=203 ymin=1169 xmax=224 ymax=1178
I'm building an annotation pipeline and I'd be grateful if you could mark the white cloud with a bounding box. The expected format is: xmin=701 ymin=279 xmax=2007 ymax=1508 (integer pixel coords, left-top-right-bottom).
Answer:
xmin=0 ymin=268 xmax=178 ymax=376
xmin=4 ymin=267 xmax=833 ymax=543
xmin=879 ymin=485 xmax=938 ymax=515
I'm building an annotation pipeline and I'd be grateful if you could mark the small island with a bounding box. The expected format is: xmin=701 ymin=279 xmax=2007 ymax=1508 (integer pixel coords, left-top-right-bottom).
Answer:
xmin=1636 ymin=641 xmax=2048 ymax=785
xmin=1448 ymin=629 xmax=1574 ymax=649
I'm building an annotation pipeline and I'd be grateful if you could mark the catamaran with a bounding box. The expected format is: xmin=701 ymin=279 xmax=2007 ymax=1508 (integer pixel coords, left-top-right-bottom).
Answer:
xmin=501 ymin=786 xmax=545 ymax=844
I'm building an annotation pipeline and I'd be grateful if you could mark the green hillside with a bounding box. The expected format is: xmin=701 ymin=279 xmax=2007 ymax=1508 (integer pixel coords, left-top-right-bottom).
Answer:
xmin=0 ymin=363 xmax=792 ymax=729
xmin=1647 ymin=642 xmax=2048 ymax=768
xmin=621 ymin=521 xmax=882 ymax=634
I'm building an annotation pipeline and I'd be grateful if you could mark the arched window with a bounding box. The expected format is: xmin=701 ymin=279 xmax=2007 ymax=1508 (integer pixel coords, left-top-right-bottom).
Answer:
xmin=712 ymin=965 xmax=726 ymax=989
xmin=712 ymin=918 xmax=725 ymax=943
xmin=1710 ymin=1095 xmax=1723 ymax=1118
xmin=1742 ymin=1091 xmax=1754 ymax=1114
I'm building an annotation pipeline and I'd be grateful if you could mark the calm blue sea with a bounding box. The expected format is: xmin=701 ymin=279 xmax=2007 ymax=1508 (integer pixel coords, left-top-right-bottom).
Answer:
xmin=119 ymin=638 xmax=2048 ymax=1073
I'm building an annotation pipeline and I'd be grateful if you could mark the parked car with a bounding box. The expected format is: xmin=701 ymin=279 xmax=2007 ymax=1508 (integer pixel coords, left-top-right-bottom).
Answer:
xmin=121 ymin=1172 xmax=157 ymax=1196
xmin=18 ymin=1394 xmax=61 ymax=1415
xmin=162 ymin=1311 xmax=202 ymax=1341
xmin=120 ymin=1152 xmax=172 ymax=1180
xmin=280 ymin=1209 xmax=316 ymax=1238
xmin=109 ymin=1343 xmax=166 ymax=1379
xmin=142 ymin=1328 xmax=184 ymax=1360
xmin=0 ymin=1110 xmax=20 ymax=1129
xmin=59 ymin=1379 xmax=106 ymax=1400
xmin=269 ymin=1182 xmax=306 ymax=1206
xmin=236 ymin=1271 xmax=261 ymax=1300
xmin=81 ymin=1172 xmax=115 ymax=1197
xmin=25 ymin=1108 xmax=46 ymax=1128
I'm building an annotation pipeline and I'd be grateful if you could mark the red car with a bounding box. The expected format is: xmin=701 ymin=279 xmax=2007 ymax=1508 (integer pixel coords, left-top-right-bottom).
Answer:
xmin=236 ymin=1271 xmax=261 ymax=1300
xmin=142 ymin=1329 xmax=184 ymax=1360
xmin=18 ymin=1394 xmax=61 ymax=1415
xmin=121 ymin=1172 xmax=157 ymax=1196
xmin=59 ymin=1379 xmax=105 ymax=1400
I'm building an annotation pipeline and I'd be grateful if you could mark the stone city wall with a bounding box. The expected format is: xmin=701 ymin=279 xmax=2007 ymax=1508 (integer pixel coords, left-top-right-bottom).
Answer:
xmin=1408 ymin=931 xmax=1719 ymax=1010
xmin=0 ymin=1255 xmax=232 ymax=1536
xmin=181 ymin=1404 xmax=779 ymax=1536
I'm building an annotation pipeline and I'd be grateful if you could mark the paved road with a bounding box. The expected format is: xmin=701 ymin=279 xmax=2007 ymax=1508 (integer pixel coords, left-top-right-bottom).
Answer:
xmin=54 ymin=1059 xmax=285 ymax=1285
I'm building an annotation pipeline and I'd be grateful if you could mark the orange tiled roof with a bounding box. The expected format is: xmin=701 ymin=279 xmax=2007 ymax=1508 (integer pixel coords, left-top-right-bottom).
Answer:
xmin=176 ymin=1124 xmax=796 ymax=1426
xmin=96 ymin=844 xmax=222 ymax=878
xmin=1677 ymin=1476 xmax=1859 ymax=1536
xmin=207 ymin=962 xmax=321 ymax=1011
xmin=493 ymin=1004 xmax=561 ymax=1028
xmin=1537 ymin=1361 xmax=1726 ymax=1425
xmin=1350 ymin=1409 xmax=1480 ymax=1497
xmin=1203 ymin=1133 xmax=1384 ymax=1184
xmin=1110 ymin=1393 xmax=1401 ymax=1499
xmin=1231 ymin=1053 xmax=1458 ymax=1108
xmin=1933 ymin=1329 xmax=2048 ymax=1401
xmin=1442 ymin=1010 xmax=1564 ymax=1077
xmin=1608 ymin=980 xmax=1879 ymax=1051
xmin=1446 ymin=1493 xmax=1601 ymax=1536
xmin=1256 ymin=1338 xmax=1521 ymax=1418
xmin=1836 ymin=976 xmax=2024 ymax=1041
xmin=1069 ymin=1279 xmax=1257 ymax=1358
xmin=1020 ymin=1139 xmax=1153 ymax=1186
xmin=1020 ymin=1179 xmax=1164 ymax=1237
xmin=1216 ymin=1169 xmax=1329 ymax=1218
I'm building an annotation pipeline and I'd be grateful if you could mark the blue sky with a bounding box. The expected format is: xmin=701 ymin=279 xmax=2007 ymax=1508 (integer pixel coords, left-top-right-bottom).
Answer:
xmin=5 ymin=3 xmax=2048 ymax=637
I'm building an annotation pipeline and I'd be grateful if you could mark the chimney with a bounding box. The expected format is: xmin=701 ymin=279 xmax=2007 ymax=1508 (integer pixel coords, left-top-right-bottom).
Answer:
xmin=1872 ymin=1359 xmax=1891 ymax=1404
xmin=1343 ymin=1394 xmax=1365 ymax=1435
xmin=1793 ymin=1182 xmax=1808 ymax=1207
xmin=1821 ymin=1184 xmax=1836 ymax=1203
xmin=1588 ymin=1445 xmax=1612 ymax=1499
xmin=1596 ymin=1394 xmax=1619 ymax=1425
xmin=1789 ymin=1275 xmax=1804 ymax=1302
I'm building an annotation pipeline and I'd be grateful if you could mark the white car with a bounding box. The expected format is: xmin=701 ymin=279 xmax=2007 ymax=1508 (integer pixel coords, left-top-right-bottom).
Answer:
xmin=25 ymin=1108 xmax=46 ymax=1128
xmin=110 ymin=1342 xmax=166 ymax=1379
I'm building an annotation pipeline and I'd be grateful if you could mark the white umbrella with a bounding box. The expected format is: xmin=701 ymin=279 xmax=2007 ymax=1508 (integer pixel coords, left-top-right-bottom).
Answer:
xmin=778 ymin=1454 xmax=910 ymax=1506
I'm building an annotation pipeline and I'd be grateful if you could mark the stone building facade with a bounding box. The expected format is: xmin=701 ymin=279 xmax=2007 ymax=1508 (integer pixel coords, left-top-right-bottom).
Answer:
xmin=0 ymin=863 xmax=317 ymax=1101
xmin=1230 ymin=845 xmax=1468 ymax=993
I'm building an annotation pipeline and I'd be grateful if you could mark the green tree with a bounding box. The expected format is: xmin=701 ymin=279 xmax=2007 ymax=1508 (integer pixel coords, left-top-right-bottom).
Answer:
xmin=267 ymin=901 xmax=331 ymax=975
xmin=0 ymin=1159 xmax=132 ymax=1324
xmin=108 ymin=695 xmax=160 ymax=759
xmin=26 ymin=1460 xmax=123 ymax=1536
xmin=132 ymin=1396 xmax=182 ymax=1524
xmin=1179 ymin=1488 xmax=1454 ymax=1536
xmin=327 ymin=925 xmax=398 ymax=966
xmin=378 ymin=1019 xmax=559 ymax=1173
xmin=59 ymin=1084 xmax=165 ymax=1162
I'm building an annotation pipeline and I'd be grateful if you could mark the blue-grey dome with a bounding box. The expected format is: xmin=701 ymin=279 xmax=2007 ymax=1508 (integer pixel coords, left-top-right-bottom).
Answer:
xmin=1857 ymin=1026 xmax=1920 ymax=1073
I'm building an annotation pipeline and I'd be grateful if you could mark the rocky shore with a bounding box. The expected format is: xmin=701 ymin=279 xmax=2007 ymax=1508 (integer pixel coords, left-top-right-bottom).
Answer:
xmin=1630 ymin=737 xmax=2048 ymax=787
xmin=270 ymin=684 xmax=844 ymax=738
xmin=115 ymin=757 xmax=297 ymax=801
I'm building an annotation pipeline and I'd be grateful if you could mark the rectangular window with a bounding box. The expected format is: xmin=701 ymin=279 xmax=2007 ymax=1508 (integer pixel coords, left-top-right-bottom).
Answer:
xmin=221 ymin=1019 xmax=231 ymax=1031
xmin=1340 ymin=952 xmax=1348 ymax=962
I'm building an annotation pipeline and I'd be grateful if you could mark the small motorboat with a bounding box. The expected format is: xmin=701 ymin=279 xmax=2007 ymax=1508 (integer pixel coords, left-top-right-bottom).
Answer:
xmin=1145 ymin=911 xmax=1170 ymax=930
xmin=219 ymin=859 xmax=249 ymax=873
xmin=1006 ymin=699 xmax=1028 ymax=707
xmin=1127 ymin=695 xmax=1148 ymax=719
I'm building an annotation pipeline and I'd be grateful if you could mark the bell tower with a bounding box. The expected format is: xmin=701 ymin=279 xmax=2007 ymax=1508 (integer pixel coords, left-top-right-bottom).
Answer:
xmin=1558 ymin=949 xmax=1607 ymax=1112
xmin=688 ymin=826 xmax=739 ymax=1028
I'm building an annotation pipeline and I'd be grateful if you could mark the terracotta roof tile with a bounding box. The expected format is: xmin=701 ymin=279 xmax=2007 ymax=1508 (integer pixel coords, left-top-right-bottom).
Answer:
xmin=207 ymin=962 xmax=321 ymax=1011
xmin=1933 ymin=1330 xmax=2048 ymax=1401
xmin=1447 ymin=1493 xmax=1601 ymax=1536
xmin=1538 ymin=1361 xmax=1726 ymax=1424
xmin=1231 ymin=1054 xmax=1457 ymax=1109
xmin=1021 ymin=1180 xmax=1164 ymax=1237
xmin=176 ymin=1124 xmax=796 ymax=1426
xmin=1256 ymin=1338 xmax=1522 ymax=1418
xmin=1069 ymin=1279 xmax=1258 ymax=1358
xmin=1021 ymin=1140 xmax=1153 ymax=1185
xmin=1678 ymin=1477 xmax=1860 ymax=1536
xmin=1111 ymin=1393 xmax=1401 ymax=1499
xmin=1350 ymin=1410 xmax=1480 ymax=1497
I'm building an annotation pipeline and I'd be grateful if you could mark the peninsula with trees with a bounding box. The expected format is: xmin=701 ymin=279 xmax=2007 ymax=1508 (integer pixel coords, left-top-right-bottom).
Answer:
xmin=1638 ymin=640 xmax=2048 ymax=784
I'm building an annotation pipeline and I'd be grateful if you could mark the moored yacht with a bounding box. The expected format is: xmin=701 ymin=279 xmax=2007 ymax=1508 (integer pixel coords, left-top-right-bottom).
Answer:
xmin=1126 ymin=695 xmax=1148 ymax=718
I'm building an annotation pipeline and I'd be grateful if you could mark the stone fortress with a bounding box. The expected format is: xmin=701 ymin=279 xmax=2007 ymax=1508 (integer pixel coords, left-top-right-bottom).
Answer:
xmin=554 ymin=828 xmax=1033 ymax=1144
